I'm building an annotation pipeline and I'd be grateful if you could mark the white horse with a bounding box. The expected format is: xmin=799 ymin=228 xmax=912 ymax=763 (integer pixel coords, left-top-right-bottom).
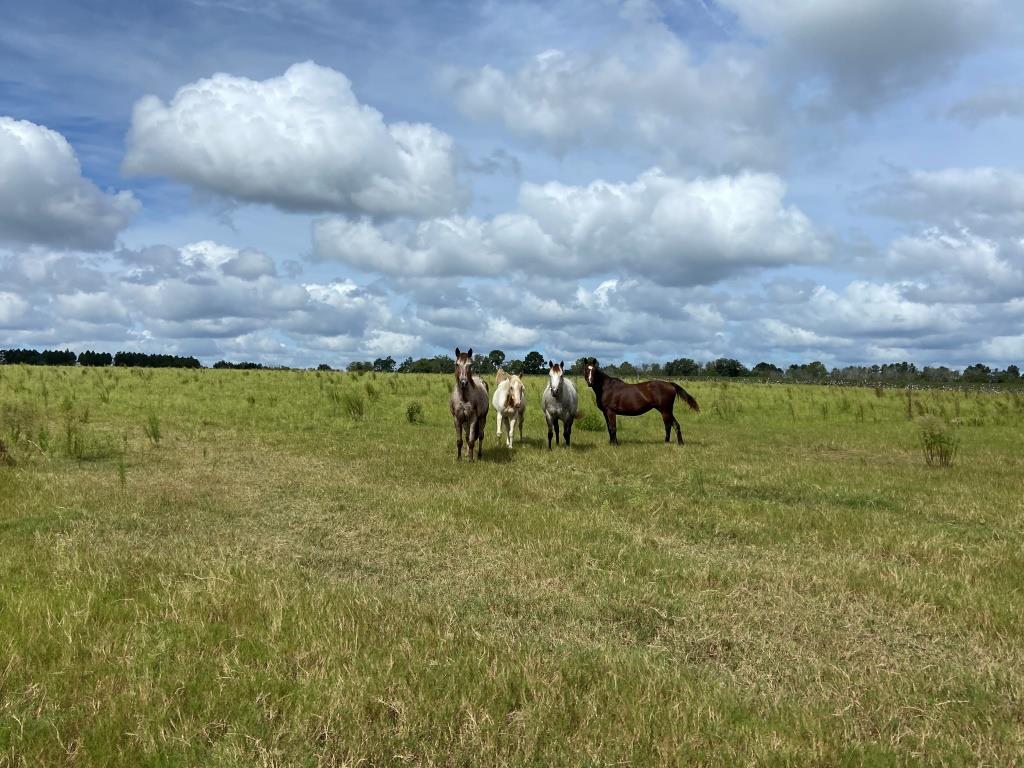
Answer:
xmin=541 ymin=360 xmax=578 ymax=449
xmin=492 ymin=369 xmax=526 ymax=448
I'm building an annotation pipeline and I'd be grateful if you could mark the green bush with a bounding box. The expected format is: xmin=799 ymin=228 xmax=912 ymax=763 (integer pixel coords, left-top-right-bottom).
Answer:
xmin=576 ymin=410 xmax=605 ymax=432
xmin=406 ymin=401 xmax=425 ymax=424
xmin=917 ymin=415 xmax=958 ymax=467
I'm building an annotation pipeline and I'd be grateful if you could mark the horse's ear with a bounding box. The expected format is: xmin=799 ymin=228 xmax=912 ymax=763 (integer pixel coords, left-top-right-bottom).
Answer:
xmin=547 ymin=360 xmax=552 ymax=368
xmin=455 ymin=347 xmax=461 ymax=357
xmin=559 ymin=360 xmax=564 ymax=369
xmin=467 ymin=347 xmax=473 ymax=358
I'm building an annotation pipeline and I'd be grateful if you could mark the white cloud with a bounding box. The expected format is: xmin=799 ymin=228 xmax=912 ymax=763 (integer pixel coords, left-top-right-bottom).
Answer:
xmin=885 ymin=228 xmax=1023 ymax=299
xmin=313 ymin=169 xmax=827 ymax=284
xmin=866 ymin=167 xmax=1024 ymax=234
xmin=443 ymin=29 xmax=777 ymax=168
xmin=720 ymin=0 xmax=1002 ymax=111
xmin=53 ymin=291 xmax=130 ymax=325
xmin=0 ymin=292 xmax=30 ymax=327
xmin=123 ymin=61 xmax=464 ymax=217
xmin=0 ymin=117 xmax=139 ymax=250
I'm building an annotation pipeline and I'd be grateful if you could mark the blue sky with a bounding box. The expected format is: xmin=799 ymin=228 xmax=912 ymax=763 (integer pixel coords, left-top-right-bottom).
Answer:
xmin=2 ymin=0 xmax=1024 ymax=368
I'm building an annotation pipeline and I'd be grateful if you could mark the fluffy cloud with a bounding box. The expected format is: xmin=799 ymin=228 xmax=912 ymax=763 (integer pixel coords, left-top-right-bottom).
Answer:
xmin=865 ymin=167 xmax=1024 ymax=234
xmin=0 ymin=117 xmax=139 ymax=250
xmin=443 ymin=31 xmax=776 ymax=168
xmin=0 ymin=292 xmax=30 ymax=327
xmin=123 ymin=62 xmax=464 ymax=217
xmin=885 ymin=229 xmax=1024 ymax=300
xmin=720 ymin=0 xmax=1002 ymax=110
xmin=313 ymin=169 xmax=826 ymax=284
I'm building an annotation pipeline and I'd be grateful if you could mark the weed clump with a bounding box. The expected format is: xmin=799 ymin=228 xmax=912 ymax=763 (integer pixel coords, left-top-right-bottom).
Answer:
xmin=341 ymin=391 xmax=366 ymax=420
xmin=576 ymin=410 xmax=605 ymax=431
xmin=918 ymin=415 xmax=958 ymax=468
xmin=406 ymin=401 xmax=424 ymax=424
xmin=143 ymin=413 xmax=162 ymax=446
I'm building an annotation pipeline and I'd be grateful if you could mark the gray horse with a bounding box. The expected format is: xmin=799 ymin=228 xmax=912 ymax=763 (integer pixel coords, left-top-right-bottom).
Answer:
xmin=541 ymin=360 xmax=578 ymax=449
xmin=450 ymin=347 xmax=489 ymax=461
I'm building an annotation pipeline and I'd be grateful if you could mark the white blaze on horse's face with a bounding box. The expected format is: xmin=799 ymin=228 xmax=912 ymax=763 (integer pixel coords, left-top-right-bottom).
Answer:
xmin=548 ymin=364 xmax=563 ymax=397
xmin=584 ymin=362 xmax=596 ymax=386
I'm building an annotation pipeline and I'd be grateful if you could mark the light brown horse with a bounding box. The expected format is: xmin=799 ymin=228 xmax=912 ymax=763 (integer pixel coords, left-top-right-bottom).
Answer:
xmin=583 ymin=358 xmax=699 ymax=445
xmin=450 ymin=347 xmax=489 ymax=460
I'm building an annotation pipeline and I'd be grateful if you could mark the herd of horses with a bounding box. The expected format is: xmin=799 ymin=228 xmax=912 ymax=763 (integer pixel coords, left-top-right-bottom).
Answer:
xmin=449 ymin=347 xmax=701 ymax=461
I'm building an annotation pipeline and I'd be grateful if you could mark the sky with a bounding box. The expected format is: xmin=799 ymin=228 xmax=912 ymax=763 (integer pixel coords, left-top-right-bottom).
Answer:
xmin=2 ymin=0 xmax=1024 ymax=369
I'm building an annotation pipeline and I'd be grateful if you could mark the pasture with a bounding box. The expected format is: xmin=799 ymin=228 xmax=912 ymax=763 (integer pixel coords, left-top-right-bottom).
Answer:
xmin=1 ymin=365 xmax=1022 ymax=766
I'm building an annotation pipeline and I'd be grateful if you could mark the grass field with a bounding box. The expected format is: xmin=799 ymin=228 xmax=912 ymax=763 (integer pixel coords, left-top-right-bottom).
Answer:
xmin=1 ymin=365 xmax=1022 ymax=766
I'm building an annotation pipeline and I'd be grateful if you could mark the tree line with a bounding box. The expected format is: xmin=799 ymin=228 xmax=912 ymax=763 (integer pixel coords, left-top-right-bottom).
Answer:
xmin=2 ymin=347 xmax=1020 ymax=384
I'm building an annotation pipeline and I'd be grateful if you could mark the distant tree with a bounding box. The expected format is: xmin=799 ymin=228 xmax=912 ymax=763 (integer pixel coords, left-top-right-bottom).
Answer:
xmin=40 ymin=349 xmax=77 ymax=366
xmin=962 ymin=363 xmax=992 ymax=383
xmin=569 ymin=357 xmax=589 ymax=375
xmin=113 ymin=351 xmax=200 ymax=368
xmin=616 ymin=361 xmax=638 ymax=378
xmin=505 ymin=358 xmax=524 ymax=375
xmin=522 ymin=351 xmax=545 ymax=375
xmin=787 ymin=361 xmax=827 ymax=381
xmin=346 ymin=360 xmax=373 ymax=373
xmin=1002 ymin=364 xmax=1021 ymax=381
xmin=487 ymin=349 xmax=506 ymax=371
xmin=397 ymin=357 xmax=414 ymax=373
xmin=752 ymin=361 xmax=783 ymax=378
xmin=706 ymin=357 xmax=748 ymax=377
xmin=664 ymin=357 xmax=700 ymax=377
xmin=472 ymin=354 xmax=492 ymax=374
xmin=317 ymin=363 xmax=333 ymax=371
xmin=373 ymin=356 xmax=396 ymax=373
xmin=79 ymin=350 xmax=113 ymax=366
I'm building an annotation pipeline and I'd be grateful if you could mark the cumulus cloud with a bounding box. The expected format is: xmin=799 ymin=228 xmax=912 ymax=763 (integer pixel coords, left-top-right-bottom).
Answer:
xmin=313 ymin=169 xmax=826 ymax=284
xmin=123 ymin=61 xmax=464 ymax=217
xmin=0 ymin=292 xmax=30 ymax=327
xmin=864 ymin=167 xmax=1024 ymax=234
xmin=0 ymin=117 xmax=139 ymax=250
xmin=443 ymin=31 xmax=777 ymax=168
xmin=719 ymin=0 xmax=1002 ymax=111
xmin=885 ymin=229 xmax=1024 ymax=300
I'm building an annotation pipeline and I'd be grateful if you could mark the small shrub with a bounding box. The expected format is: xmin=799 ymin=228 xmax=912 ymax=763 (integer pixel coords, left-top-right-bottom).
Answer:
xmin=143 ymin=413 xmax=162 ymax=446
xmin=576 ymin=410 xmax=605 ymax=432
xmin=341 ymin=390 xmax=366 ymax=420
xmin=406 ymin=401 xmax=425 ymax=424
xmin=364 ymin=381 xmax=381 ymax=403
xmin=918 ymin=415 xmax=958 ymax=468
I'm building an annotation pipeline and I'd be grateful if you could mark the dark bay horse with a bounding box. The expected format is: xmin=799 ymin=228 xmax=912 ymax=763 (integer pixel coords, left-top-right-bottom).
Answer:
xmin=583 ymin=358 xmax=699 ymax=445
xmin=450 ymin=347 xmax=489 ymax=460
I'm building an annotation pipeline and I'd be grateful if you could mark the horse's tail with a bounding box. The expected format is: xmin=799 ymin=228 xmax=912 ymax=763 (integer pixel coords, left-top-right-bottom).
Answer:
xmin=673 ymin=383 xmax=700 ymax=413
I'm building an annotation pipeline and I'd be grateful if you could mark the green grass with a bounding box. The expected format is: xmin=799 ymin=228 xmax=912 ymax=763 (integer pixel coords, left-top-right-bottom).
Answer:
xmin=1 ymin=366 xmax=1022 ymax=766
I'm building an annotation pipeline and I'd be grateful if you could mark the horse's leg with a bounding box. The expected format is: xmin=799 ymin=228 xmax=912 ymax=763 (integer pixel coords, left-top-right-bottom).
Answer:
xmin=518 ymin=409 xmax=524 ymax=442
xmin=604 ymin=410 xmax=618 ymax=444
xmin=553 ymin=419 xmax=561 ymax=445
xmin=466 ymin=417 xmax=477 ymax=462
xmin=496 ymin=407 xmax=503 ymax=439
xmin=674 ymin=416 xmax=684 ymax=445
xmin=454 ymin=416 xmax=463 ymax=460
xmin=661 ymin=410 xmax=673 ymax=443
xmin=507 ymin=415 xmax=516 ymax=448
xmin=564 ymin=417 xmax=572 ymax=448
xmin=477 ymin=415 xmax=485 ymax=458
xmin=546 ymin=412 xmax=554 ymax=450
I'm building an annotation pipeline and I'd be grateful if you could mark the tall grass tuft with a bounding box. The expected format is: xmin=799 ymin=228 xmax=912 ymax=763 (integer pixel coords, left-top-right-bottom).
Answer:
xmin=341 ymin=390 xmax=366 ymax=420
xmin=576 ymin=410 xmax=605 ymax=431
xmin=406 ymin=401 xmax=425 ymax=424
xmin=917 ymin=415 xmax=958 ymax=468
xmin=143 ymin=413 xmax=162 ymax=446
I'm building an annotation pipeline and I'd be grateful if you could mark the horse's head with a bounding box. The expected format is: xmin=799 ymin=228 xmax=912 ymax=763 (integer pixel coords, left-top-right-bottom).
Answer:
xmin=547 ymin=360 xmax=565 ymax=397
xmin=507 ymin=375 xmax=525 ymax=409
xmin=454 ymin=346 xmax=473 ymax=392
xmin=583 ymin=358 xmax=599 ymax=388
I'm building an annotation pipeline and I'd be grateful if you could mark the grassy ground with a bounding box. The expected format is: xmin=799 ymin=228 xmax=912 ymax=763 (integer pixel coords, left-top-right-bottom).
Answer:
xmin=1 ymin=365 xmax=1022 ymax=767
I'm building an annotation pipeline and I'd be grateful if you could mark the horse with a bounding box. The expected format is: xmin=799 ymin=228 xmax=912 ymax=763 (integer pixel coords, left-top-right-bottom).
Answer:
xmin=492 ymin=368 xmax=526 ymax=448
xmin=450 ymin=347 xmax=489 ymax=460
xmin=541 ymin=360 xmax=578 ymax=449
xmin=582 ymin=358 xmax=699 ymax=445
